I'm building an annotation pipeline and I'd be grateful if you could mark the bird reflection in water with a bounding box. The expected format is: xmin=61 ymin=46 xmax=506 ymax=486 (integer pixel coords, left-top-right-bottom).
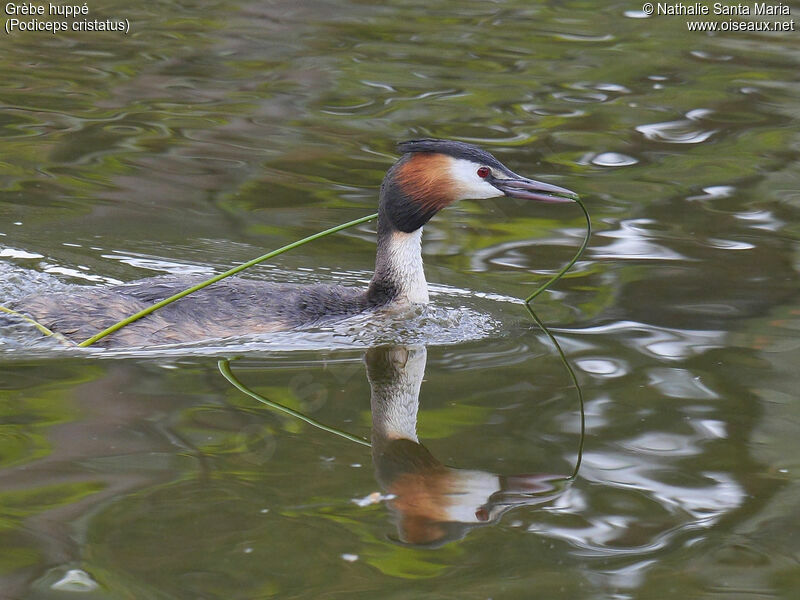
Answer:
xmin=366 ymin=345 xmax=568 ymax=547
xmin=220 ymin=342 xmax=580 ymax=548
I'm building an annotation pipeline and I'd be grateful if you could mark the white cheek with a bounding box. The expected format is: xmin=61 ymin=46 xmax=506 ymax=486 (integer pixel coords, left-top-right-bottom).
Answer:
xmin=448 ymin=158 xmax=504 ymax=200
xmin=441 ymin=470 xmax=501 ymax=523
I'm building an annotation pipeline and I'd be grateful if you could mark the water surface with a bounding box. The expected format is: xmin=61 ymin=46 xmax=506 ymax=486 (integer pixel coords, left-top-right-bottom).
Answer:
xmin=1 ymin=1 xmax=800 ymax=598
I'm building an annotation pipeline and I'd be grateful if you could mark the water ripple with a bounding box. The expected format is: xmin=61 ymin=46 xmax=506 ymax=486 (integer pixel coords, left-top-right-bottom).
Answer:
xmin=590 ymin=152 xmax=638 ymax=167
xmin=593 ymin=219 xmax=689 ymax=261
xmin=553 ymin=91 xmax=609 ymax=104
xmin=530 ymin=461 xmax=743 ymax=556
xmin=687 ymin=185 xmax=736 ymax=202
xmin=575 ymin=357 xmax=629 ymax=378
xmin=0 ymin=248 xmax=43 ymax=259
xmin=647 ymin=367 xmax=719 ymax=400
xmin=706 ymin=238 xmax=755 ymax=250
xmin=690 ymin=50 xmax=733 ymax=62
xmin=636 ymin=109 xmax=718 ymax=144
xmin=556 ymin=320 xmax=725 ymax=361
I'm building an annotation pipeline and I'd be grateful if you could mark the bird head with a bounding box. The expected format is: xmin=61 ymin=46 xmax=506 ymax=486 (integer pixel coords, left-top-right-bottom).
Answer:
xmin=381 ymin=138 xmax=577 ymax=233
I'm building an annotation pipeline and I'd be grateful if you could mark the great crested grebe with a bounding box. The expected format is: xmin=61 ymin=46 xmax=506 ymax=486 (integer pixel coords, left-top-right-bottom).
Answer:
xmin=12 ymin=139 xmax=576 ymax=347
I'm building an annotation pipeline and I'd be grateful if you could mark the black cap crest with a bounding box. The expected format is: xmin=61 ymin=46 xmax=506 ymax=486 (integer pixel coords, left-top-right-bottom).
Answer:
xmin=397 ymin=139 xmax=508 ymax=172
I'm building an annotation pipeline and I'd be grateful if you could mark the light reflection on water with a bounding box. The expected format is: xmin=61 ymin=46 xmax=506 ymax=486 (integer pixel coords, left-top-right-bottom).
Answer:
xmin=2 ymin=0 xmax=800 ymax=597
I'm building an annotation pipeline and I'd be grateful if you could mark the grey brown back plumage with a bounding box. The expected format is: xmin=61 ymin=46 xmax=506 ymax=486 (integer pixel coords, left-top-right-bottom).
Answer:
xmin=14 ymin=276 xmax=371 ymax=347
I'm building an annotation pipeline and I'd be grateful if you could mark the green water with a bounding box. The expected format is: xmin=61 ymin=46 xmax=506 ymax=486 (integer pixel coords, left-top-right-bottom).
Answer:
xmin=2 ymin=0 xmax=800 ymax=597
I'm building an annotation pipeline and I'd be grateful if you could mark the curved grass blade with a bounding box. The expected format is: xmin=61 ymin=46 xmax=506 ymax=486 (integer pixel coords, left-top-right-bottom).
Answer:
xmin=218 ymin=359 xmax=371 ymax=447
xmin=522 ymin=196 xmax=591 ymax=481
xmin=0 ymin=304 xmax=73 ymax=346
xmin=1 ymin=304 xmax=57 ymax=337
xmin=525 ymin=196 xmax=591 ymax=303
xmin=525 ymin=304 xmax=585 ymax=480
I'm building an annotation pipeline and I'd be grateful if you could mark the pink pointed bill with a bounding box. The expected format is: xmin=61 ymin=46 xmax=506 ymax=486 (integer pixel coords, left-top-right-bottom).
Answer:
xmin=493 ymin=176 xmax=578 ymax=203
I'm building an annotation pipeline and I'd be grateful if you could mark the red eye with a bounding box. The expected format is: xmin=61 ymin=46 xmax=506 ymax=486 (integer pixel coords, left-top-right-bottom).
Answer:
xmin=477 ymin=167 xmax=491 ymax=178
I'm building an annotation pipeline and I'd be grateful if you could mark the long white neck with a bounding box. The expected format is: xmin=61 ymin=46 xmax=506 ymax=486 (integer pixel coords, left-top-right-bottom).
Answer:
xmin=370 ymin=228 xmax=429 ymax=305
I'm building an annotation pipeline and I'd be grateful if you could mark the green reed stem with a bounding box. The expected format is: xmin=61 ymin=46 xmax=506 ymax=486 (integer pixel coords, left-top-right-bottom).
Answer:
xmin=524 ymin=303 xmax=585 ymax=480
xmin=0 ymin=304 xmax=57 ymax=337
xmin=0 ymin=304 xmax=75 ymax=347
xmin=522 ymin=196 xmax=591 ymax=481
xmin=524 ymin=196 xmax=591 ymax=304
xmin=218 ymin=359 xmax=371 ymax=447
xmin=0 ymin=303 xmax=80 ymax=349
xmin=78 ymin=213 xmax=379 ymax=347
